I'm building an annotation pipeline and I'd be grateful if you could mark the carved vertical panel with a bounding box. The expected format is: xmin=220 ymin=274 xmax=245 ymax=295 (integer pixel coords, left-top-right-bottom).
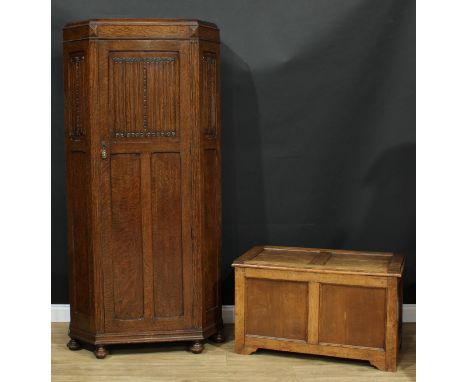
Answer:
xmin=146 ymin=57 xmax=179 ymax=138
xmin=109 ymin=54 xmax=179 ymax=138
xmin=68 ymin=54 xmax=86 ymax=139
xmin=151 ymin=153 xmax=184 ymax=319
xmin=110 ymin=154 xmax=144 ymax=320
xmin=111 ymin=58 xmax=145 ymax=134
xmin=201 ymin=53 xmax=218 ymax=139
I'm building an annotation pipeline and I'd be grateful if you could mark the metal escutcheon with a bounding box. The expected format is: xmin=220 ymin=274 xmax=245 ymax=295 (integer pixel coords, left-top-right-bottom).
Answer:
xmin=101 ymin=142 xmax=107 ymax=159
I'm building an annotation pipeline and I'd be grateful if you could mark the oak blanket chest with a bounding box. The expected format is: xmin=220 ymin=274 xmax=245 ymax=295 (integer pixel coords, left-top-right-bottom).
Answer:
xmin=232 ymin=246 xmax=405 ymax=371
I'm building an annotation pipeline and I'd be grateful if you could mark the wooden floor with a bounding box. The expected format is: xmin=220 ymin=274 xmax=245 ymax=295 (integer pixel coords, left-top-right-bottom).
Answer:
xmin=52 ymin=323 xmax=415 ymax=381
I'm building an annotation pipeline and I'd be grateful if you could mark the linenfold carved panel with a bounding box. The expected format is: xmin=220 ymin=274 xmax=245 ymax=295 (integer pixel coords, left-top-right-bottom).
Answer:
xmin=69 ymin=54 xmax=86 ymax=139
xmin=201 ymin=53 xmax=218 ymax=139
xmin=109 ymin=52 xmax=179 ymax=139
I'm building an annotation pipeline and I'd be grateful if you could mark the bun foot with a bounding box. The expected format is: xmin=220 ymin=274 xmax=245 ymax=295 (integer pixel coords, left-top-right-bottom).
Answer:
xmin=211 ymin=330 xmax=225 ymax=343
xmin=94 ymin=345 xmax=108 ymax=359
xmin=189 ymin=340 xmax=204 ymax=354
xmin=67 ymin=338 xmax=81 ymax=351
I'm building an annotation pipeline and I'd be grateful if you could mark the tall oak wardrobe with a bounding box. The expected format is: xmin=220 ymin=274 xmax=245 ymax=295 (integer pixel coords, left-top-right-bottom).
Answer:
xmin=63 ymin=19 xmax=223 ymax=358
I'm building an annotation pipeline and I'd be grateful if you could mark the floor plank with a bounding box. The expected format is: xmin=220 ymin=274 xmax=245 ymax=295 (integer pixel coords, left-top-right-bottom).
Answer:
xmin=52 ymin=323 xmax=415 ymax=382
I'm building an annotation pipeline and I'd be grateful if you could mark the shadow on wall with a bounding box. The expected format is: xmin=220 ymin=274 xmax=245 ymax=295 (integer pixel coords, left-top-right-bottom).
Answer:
xmin=311 ymin=142 xmax=415 ymax=302
xmin=220 ymin=43 xmax=267 ymax=305
xmin=359 ymin=142 xmax=416 ymax=303
xmin=51 ymin=18 xmax=68 ymax=303
xmin=295 ymin=141 xmax=415 ymax=303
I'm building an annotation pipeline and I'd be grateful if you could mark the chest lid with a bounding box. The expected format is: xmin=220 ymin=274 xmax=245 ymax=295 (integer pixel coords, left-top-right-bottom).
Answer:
xmin=232 ymin=246 xmax=404 ymax=277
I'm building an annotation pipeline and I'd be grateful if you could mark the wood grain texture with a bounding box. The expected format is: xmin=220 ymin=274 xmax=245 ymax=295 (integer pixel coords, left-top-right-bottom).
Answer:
xmin=109 ymin=51 xmax=180 ymax=139
xmin=244 ymin=336 xmax=386 ymax=364
xmin=233 ymin=245 xmax=404 ymax=277
xmin=201 ymin=51 xmax=218 ymax=139
xmin=203 ymin=149 xmax=220 ymax=312
xmin=63 ymin=19 xmax=219 ymax=43
xmin=151 ymin=153 xmax=184 ymax=319
xmin=245 ymin=278 xmax=308 ymax=341
xmin=64 ymin=39 xmax=95 ymax=336
xmin=147 ymin=55 xmax=179 ymax=137
xmin=307 ymin=282 xmax=320 ymax=345
xmin=69 ymin=151 xmax=90 ymax=316
xmin=319 ymin=285 xmax=386 ymax=349
xmin=243 ymin=267 xmax=388 ymax=288
xmin=64 ymin=19 xmax=222 ymax=352
xmin=234 ymin=268 xmax=247 ymax=354
xmin=52 ymin=323 xmax=416 ymax=381
xmin=233 ymin=246 xmax=405 ymax=372
xmin=67 ymin=53 xmax=87 ymax=139
xmin=110 ymin=153 xmax=144 ymax=320
xmin=385 ymin=277 xmax=399 ymax=372
xmin=199 ymin=39 xmax=222 ymax=329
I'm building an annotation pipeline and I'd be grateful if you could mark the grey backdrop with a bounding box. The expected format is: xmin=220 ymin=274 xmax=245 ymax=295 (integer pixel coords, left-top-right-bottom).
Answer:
xmin=52 ymin=0 xmax=415 ymax=305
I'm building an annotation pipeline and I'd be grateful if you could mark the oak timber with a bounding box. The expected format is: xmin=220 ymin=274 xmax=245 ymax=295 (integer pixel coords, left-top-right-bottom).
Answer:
xmin=233 ymin=246 xmax=405 ymax=372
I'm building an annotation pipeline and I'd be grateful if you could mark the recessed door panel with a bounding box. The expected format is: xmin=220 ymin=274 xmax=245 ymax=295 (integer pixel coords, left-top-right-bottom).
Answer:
xmin=151 ymin=153 xmax=184 ymax=319
xmin=109 ymin=153 xmax=144 ymax=320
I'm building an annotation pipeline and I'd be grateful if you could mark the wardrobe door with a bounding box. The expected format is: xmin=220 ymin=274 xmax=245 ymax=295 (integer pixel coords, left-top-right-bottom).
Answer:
xmin=97 ymin=40 xmax=193 ymax=333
